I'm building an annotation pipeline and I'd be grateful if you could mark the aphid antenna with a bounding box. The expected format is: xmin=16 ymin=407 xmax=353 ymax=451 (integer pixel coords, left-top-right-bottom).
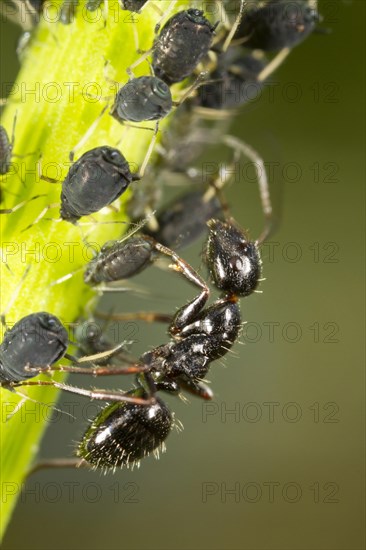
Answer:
xmin=0 ymin=264 xmax=31 ymax=329
xmin=0 ymin=194 xmax=48 ymax=215
xmin=222 ymin=135 xmax=273 ymax=244
xmin=221 ymin=0 xmax=246 ymax=53
xmin=69 ymin=103 xmax=109 ymax=161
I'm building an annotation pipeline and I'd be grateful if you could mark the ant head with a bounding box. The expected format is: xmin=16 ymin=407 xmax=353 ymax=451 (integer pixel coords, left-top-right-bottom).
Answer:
xmin=205 ymin=219 xmax=261 ymax=297
xmin=0 ymin=312 xmax=68 ymax=383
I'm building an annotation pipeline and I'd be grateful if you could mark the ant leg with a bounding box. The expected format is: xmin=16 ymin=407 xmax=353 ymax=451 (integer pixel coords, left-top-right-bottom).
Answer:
xmin=152 ymin=241 xmax=210 ymax=333
xmin=95 ymin=310 xmax=174 ymax=324
xmin=12 ymin=379 xmax=155 ymax=405
xmin=27 ymin=458 xmax=87 ymax=477
xmin=3 ymin=387 xmax=76 ymax=423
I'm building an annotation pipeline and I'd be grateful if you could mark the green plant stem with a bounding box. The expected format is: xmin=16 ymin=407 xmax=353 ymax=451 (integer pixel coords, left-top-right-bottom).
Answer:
xmin=0 ymin=0 xmax=183 ymax=538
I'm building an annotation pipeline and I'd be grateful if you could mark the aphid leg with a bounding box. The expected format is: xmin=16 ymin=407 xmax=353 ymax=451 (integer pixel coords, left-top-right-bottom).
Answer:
xmin=173 ymin=71 xmax=209 ymax=107
xmin=257 ymin=47 xmax=291 ymax=82
xmin=125 ymin=0 xmax=177 ymax=78
xmin=137 ymin=121 xmax=159 ymax=177
xmin=153 ymin=0 xmax=177 ymax=33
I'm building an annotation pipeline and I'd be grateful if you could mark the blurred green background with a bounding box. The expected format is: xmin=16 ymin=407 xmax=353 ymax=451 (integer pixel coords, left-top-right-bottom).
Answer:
xmin=1 ymin=1 xmax=364 ymax=549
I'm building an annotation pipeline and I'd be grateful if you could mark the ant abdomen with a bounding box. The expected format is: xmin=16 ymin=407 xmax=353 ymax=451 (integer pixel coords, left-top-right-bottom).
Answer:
xmin=205 ymin=219 xmax=262 ymax=297
xmin=0 ymin=312 xmax=68 ymax=383
xmin=77 ymin=390 xmax=172 ymax=469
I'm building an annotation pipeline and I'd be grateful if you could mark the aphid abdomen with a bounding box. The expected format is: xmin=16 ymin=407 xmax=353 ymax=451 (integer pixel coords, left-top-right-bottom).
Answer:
xmin=84 ymin=236 xmax=155 ymax=285
xmin=152 ymin=9 xmax=216 ymax=85
xmin=60 ymin=146 xmax=133 ymax=223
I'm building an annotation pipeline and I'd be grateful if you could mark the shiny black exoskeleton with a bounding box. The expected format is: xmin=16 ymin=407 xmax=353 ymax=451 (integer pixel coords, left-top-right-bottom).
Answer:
xmin=0 ymin=125 xmax=13 ymax=175
xmin=152 ymin=9 xmax=217 ymax=85
xmin=205 ymin=219 xmax=261 ymax=297
xmin=235 ymin=0 xmax=318 ymax=51
xmin=75 ymin=212 xmax=261 ymax=469
xmin=110 ymin=76 xmax=173 ymax=123
xmin=61 ymin=146 xmax=135 ymax=223
xmin=78 ymin=390 xmax=172 ymax=469
xmin=196 ymin=49 xmax=266 ymax=110
xmin=119 ymin=0 xmax=148 ymax=12
xmin=0 ymin=312 xmax=68 ymax=384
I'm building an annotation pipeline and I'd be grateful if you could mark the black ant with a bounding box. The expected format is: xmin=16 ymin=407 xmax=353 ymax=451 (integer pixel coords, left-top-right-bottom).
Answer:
xmin=22 ymin=134 xmax=272 ymax=472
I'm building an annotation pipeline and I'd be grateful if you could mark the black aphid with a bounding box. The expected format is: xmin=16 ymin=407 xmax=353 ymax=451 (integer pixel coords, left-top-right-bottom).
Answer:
xmin=60 ymin=145 xmax=135 ymax=223
xmin=0 ymin=312 xmax=68 ymax=384
xmin=235 ymin=0 xmax=318 ymax=51
xmin=152 ymin=9 xmax=217 ymax=85
xmin=110 ymin=76 xmax=173 ymax=123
